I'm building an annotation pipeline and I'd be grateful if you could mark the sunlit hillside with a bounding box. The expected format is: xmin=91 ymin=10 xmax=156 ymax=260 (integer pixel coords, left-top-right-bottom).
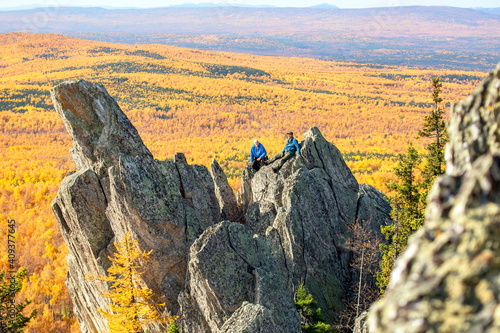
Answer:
xmin=0 ymin=31 xmax=487 ymax=332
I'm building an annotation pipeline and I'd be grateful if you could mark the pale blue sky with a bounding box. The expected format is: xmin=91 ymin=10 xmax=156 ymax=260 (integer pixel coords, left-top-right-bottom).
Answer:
xmin=2 ymin=0 xmax=499 ymax=9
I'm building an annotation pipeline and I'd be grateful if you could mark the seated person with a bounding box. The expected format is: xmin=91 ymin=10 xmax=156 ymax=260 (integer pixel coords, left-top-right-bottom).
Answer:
xmin=249 ymin=139 xmax=268 ymax=171
xmin=268 ymin=131 xmax=302 ymax=172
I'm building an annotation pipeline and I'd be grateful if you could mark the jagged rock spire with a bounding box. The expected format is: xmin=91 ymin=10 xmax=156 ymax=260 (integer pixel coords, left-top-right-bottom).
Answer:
xmin=52 ymin=80 xmax=152 ymax=171
xmin=51 ymin=80 xmax=230 ymax=332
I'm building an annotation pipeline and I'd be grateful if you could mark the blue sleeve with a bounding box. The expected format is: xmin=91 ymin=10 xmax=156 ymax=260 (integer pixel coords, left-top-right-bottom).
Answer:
xmin=259 ymin=145 xmax=267 ymax=158
xmin=294 ymin=139 xmax=301 ymax=155
xmin=250 ymin=146 xmax=255 ymax=161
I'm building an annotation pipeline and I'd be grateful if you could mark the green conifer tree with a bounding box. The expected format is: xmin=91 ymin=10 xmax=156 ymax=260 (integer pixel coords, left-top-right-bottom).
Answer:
xmin=419 ymin=77 xmax=449 ymax=195
xmin=377 ymin=79 xmax=448 ymax=294
xmin=295 ymin=283 xmax=332 ymax=333
xmin=376 ymin=144 xmax=424 ymax=294
xmin=0 ymin=267 xmax=37 ymax=333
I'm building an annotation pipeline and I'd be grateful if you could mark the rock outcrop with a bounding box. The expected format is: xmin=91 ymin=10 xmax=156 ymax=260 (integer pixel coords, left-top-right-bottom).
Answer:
xmin=210 ymin=159 xmax=241 ymax=222
xmin=176 ymin=126 xmax=391 ymax=332
xmin=367 ymin=64 xmax=500 ymax=332
xmin=235 ymin=127 xmax=391 ymax=323
xmin=179 ymin=221 xmax=301 ymax=333
xmin=51 ymin=79 xmax=391 ymax=332
xmin=51 ymin=80 xmax=227 ymax=332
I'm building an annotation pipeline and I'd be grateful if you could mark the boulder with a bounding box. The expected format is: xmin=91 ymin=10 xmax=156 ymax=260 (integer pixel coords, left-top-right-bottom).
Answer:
xmin=179 ymin=221 xmax=301 ymax=333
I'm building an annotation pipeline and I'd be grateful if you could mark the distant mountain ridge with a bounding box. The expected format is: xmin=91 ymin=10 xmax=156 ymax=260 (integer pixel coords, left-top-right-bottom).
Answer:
xmin=308 ymin=3 xmax=339 ymax=8
xmin=0 ymin=4 xmax=497 ymax=10
xmin=476 ymin=7 xmax=500 ymax=15
xmin=3 ymin=6 xmax=499 ymax=35
xmin=1 ymin=6 xmax=499 ymax=70
xmin=0 ymin=3 xmax=340 ymax=10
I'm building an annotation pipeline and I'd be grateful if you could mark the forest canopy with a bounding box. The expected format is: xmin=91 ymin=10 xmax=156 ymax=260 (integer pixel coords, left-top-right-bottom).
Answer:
xmin=0 ymin=32 xmax=487 ymax=332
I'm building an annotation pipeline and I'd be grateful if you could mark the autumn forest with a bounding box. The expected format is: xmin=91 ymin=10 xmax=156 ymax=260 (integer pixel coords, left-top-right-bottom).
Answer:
xmin=0 ymin=31 xmax=489 ymax=331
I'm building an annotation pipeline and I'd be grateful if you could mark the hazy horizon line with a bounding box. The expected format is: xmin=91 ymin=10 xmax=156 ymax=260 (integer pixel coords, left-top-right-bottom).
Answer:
xmin=0 ymin=3 xmax=498 ymax=11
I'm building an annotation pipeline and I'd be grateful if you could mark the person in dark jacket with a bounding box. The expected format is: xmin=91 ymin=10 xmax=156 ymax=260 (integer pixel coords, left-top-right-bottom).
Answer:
xmin=268 ymin=132 xmax=302 ymax=173
xmin=249 ymin=139 xmax=268 ymax=171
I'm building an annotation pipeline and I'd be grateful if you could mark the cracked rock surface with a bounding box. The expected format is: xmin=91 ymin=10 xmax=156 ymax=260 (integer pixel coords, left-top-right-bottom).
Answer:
xmin=227 ymin=126 xmax=391 ymax=324
xmin=52 ymin=80 xmax=230 ymax=332
xmin=52 ymin=80 xmax=391 ymax=332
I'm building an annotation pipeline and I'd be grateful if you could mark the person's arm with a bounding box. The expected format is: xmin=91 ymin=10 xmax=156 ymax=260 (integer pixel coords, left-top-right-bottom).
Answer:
xmin=250 ymin=146 xmax=255 ymax=161
xmin=258 ymin=145 xmax=267 ymax=159
xmin=281 ymin=142 xmax=287 ymax=154
xmin=294 ymin=139 xmax=301 ymax=156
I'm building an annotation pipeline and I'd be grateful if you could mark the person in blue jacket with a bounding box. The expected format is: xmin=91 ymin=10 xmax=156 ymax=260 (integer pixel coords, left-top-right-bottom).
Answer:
xmin=249 ymin=139 xmax=268 ymax=171
xmin=268 ymin=131 xmax=302 ymax=173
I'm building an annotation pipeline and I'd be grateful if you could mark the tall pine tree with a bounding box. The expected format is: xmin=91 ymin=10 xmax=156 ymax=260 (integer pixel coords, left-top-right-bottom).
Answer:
xmin=376 ymin=144 xmax=424 ymax=294
xmin=419 ymin=77 xmax=449 ymax=195
xmin=377 ymin=78 xmax=449 ymax=294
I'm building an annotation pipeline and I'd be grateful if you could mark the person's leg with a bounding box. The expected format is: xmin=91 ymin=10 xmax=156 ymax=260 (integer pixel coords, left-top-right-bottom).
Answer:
xmin=252 ymin=159 xmax=261 ymax=171
xmin=267 ymin=152 xmax=283 ymax=164
xmin=273 ymin=151 xmax=294 ymax=172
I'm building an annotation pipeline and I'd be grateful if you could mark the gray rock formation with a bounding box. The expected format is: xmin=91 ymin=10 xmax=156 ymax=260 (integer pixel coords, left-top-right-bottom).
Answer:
xmin=367 ymin=64 xmax=500 ymax=332
xmin=51 ymin=80 xmax=229 ymax=332
xmin=210 ymin=159 xmax=241 ymax=222
xmin=235 ymin=127 xmax=391 ymax=323
xmin=180 ymin=126 xmax=392 ymax=330
xmin=51 ymin=79 xmax=391 ymax=332
xmin=180 ymin=221 xmax=301 ymax=333
xmin=52 ymin=169 xmax=112 ymax=333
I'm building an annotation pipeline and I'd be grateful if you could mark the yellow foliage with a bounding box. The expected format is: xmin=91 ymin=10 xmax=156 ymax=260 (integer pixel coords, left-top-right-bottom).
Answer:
xmin=0 ymin=32 xmax=487 ymax=331
xmin=90 ymin=232 xmax=174 ymax=333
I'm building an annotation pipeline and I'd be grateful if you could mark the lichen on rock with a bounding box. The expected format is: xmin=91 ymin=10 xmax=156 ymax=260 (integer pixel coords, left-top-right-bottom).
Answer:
xmin=235 ymin=126 xmax=391 ymax=324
